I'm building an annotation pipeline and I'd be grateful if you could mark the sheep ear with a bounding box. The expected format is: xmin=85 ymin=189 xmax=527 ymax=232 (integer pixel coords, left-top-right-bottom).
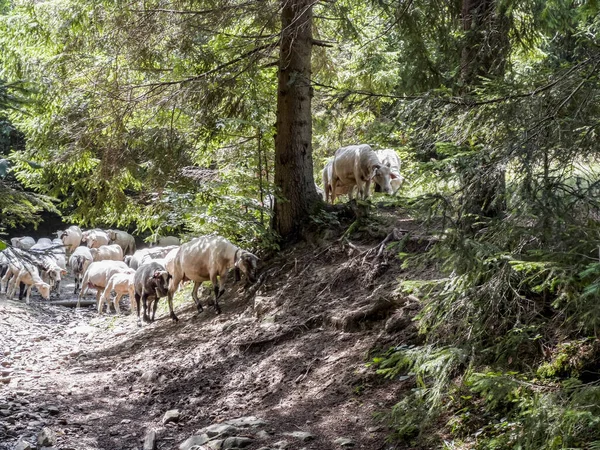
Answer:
xmin=390 ymin=172 xmax=399 ymax=179
xmin=152 ymin=270 xmax=161 ymax=278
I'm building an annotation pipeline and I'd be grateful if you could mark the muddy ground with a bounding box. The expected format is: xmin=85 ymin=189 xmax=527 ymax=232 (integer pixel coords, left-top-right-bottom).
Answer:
xmin=0 ymin=215 xmax=431 ymax=450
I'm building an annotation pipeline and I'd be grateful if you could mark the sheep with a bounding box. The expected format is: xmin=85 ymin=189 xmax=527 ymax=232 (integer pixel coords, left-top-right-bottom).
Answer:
xmin=128 ymin=246 xmax=179 ymax=270
xmin=166 ymin=235 xmax=259 ymax=322
xmin=68 ymin=246 xmax=94 ymax=294
xmin=59 ymin=226 xmax=83 ymax=254
xmin=29 ymin=241 xmax=68 ymax=296
xmin=98 ymin=271 xmax=136 ymax=315
xmin=89 ymin=244 xmax=124 ymax=262
xmin=133 ymin=262 xmax=171 ymax=324
xmin=6 ymin=258 xmax=51 ymax=303
xmin=77 ymin=260 xmax=131 ymax=308
xmin=322 ymin=159 xmax=353 ymax=204
xmin=106 ymin=229 xmax=136 ymax=255
xmin=150 ymin=236 xmax=180 ymax=247
xmin=10 ymin=236 xmax=36 ymax=250
xmin=330 ymin=144 xmax=398 ymax=203
xmin=83 ymin=229 xmax=111 ymax=248
xmin=375 ymin=149 xmax=403 ymax=194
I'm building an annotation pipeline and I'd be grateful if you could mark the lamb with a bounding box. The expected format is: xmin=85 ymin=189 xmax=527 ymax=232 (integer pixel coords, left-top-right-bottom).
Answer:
xmin=330 ymin=144 xmax=398 ymax=203
xmin=83 ymin=229 xmax=111 ymax=248
xmin=106 ymin=229 xmax=136 ymax=255
xmin=10 ymin=236 xmax=35 ymax=250
xmin=90 ymin=244 xmax=124 ymax=262
xmin=59 ymin=226 xmax=83 ymax=253
xmin=77 ymin=260 xmax=131 ymax=308
xmin=68 ymin=246 xmax=94 ymax=294
xmin=322 ymin=159 xmax=353 ymax=204
xmin=98 ymin=271 xmax=136 ymax=315
xmin=133 ymin=262 xmax=171 ymax=324
xmin=166 ymin=235 xmax=259 ymax=322
xmin=374 ymin=149 xmax=403 ymax=194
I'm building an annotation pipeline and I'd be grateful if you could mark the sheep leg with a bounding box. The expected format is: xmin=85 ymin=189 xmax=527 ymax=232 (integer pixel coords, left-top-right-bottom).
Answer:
xmin=211 ymin=274 xmax=223 ymax=315
xmin=191 ymin=281 xmax=203 ymax=313
xmin=151 ymin=296 xmax=159 ymax=322
xmin=114 ymin=293 xmax=123 ymax=315
xmin=166 ymin=292 xmax=179 ymax=322
xmin=73 ymin=275 xmax=79 ymax=295
xmin=25 ymin=285 xmax=32 ymax=304
xmin=364 ymin=179 xmax=372 ymax=200
xmin=141 ymin=292 xmax=152 ymax=323
xmin=18 ymin=282 xmax=26 ymax=301
xmin=135 ymin=292 xmax=142 ymax=326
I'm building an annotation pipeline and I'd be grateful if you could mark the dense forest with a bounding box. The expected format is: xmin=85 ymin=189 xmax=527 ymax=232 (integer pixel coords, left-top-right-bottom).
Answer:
xmin=2 ymin=0 xmax=600 ymax=448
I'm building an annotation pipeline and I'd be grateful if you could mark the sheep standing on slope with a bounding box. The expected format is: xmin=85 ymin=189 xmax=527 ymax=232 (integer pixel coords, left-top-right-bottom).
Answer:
xmin=322 ymin=159 xmax=353 ymax=204
xmin=375 ymin=149 xmax=403 ymax=194
xmin=59 ymin=226 xmax=83 ymax=254
xmin=331 ymin=144 xmax=398 ymax=203
xmin=166 ymin=236 xmax=259 ymax=322
xmin=133 ymin=262 xmax=171 ymax=324
xmin=68 ymin=246 xmax=93 ymax=294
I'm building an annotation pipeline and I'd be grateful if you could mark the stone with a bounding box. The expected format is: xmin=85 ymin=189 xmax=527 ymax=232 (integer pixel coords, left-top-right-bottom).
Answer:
xmin=204 ymin=423 xmax=239 ymax=438
xmin=13 ymin=438 xmax=34 ymax=450
xmin=179 ymin=434 xmax=209 ymax=450
xmin=256 ymin=430 xmax=271 ymax=440
xmin=120 ymin=419 xmax=132 ymax=424
xmin=162 ymin=409 xmax=180 ymax=424
xmin=272 ymin=440 xmax=289 ymax=449
xmin=141 ymin=370 xmax=158 ymax=383
xmin=37 ymin=427 xmax=56 ymax=447
xmin=334 ymin=437 xmax=356 ymax=447
xmin=207 ymin=439 xmax=224 ymax=450
xmin=46 ymin=406 xmax=60 ymax=416
xmin=284 ymin=431 xmax=314 ymax=442
xmin=143 ymin=429 xmax=157 ymax=450
xmin=225 ymin=416 xmax=267 ymax=429
xmin=222 ymin=436 xmax=254 ymax=449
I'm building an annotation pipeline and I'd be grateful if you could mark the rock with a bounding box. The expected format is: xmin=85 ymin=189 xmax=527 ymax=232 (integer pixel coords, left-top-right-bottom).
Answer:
xmin=141 ymin=370 xmax=158 ymax=383
xmin=222 ymin=436 xmax=255 ymax=449
xmin=46 ymin=405 xmax=60 ymax=416
xmin=0 ymin=409 xmax=11 ymax=416
xmin=284 ymin=431 xmax=314 ymax=442
xmin=0 ymin=377 xmax=11 ymax=384
xmin=179 ymin=434 xmax=209 ymax=450
xmin=256 ymin=430 xmax=271 ymax=440
xmin=225 ymin=416 xmax=267 ymax=429
xmin=120 ymin=419 xmax=132 ymax=424
xmin=207 ymin=439 xmax=224 ymax=450
xmin=13 ymin=438 xmax=34 ymax=450
xmin=204 ymin=423 xmax=239 ymax=438
xmin=143 ymin=429 xmax=157 ymax=450
xmin=272 ymin=440 xmax=289 ymax=449
xmin=37 ymin=427 xmax=56 ymax=447
xmin=162 ymin=409 xmax=180 ymax=424
xmin=334 ymin=437 xmax=356 ymax=447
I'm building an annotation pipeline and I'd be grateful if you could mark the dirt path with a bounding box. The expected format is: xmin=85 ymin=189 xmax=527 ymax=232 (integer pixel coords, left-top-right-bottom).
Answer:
xmin=0 ymin=231 xmax=424 ymax=450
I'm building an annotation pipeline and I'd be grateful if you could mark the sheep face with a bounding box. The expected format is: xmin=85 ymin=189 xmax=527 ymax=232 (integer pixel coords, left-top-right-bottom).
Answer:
xmin=237 ymin=251 xmax=259 ymax=283
xmin=372 ymin=164 xmax=394 ymax=195
xmin=36 ymin=282 xmax=51 ymax=300
xmin=150 ymin=270 xmax=171 ymax=297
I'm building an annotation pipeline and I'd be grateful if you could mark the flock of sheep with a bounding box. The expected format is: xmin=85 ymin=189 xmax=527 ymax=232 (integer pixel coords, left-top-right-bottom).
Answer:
xmin=0 ymin=143 xmax=402 ymax=322
xmin=0 ymin=228 xmax=259 ymax=325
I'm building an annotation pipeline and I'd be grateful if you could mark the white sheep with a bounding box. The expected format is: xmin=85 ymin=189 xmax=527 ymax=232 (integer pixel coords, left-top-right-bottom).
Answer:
xmin=77 ymin=260 xmax=131 ymax=308
xmin=83 ymin=229 xmax=111 ymax=248
xmin=375 ymin=149 xmax=403 ymax=193
xmin=331 ymin=144 xmax=398 ymax=203
xmin=6 ymin=258 xmax=51 ymax=303
xmin=98 ymin=271 xmax=136 ymax=315
xmin=166 ymin=235 xmax=259 ymax=321
xmin=106 ymin=229 xmax=136 ymax=255
xmin=59 ymin=226 xmax=83 ymax=253
xmin=10 ymin=236 xmax=36 ymax=250
xmin=90 ymin=244 xmax=124 ymax=262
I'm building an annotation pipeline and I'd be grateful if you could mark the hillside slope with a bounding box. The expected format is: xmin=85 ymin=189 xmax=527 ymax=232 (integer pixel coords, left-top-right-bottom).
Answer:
xmin=0 ymin=210 xmax=433 ymax=450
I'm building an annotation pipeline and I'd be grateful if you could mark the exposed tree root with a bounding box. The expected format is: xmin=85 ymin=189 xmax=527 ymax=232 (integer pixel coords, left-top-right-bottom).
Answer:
xmin=329 ymin=293 xmax=405 ymax=332
xmin=237 ymin=314 xmax=323 ymax=352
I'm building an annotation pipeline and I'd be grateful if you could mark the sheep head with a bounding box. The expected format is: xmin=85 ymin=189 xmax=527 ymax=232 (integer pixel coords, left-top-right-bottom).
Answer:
xmin=236 ymin=251 xmax=259 ymax=284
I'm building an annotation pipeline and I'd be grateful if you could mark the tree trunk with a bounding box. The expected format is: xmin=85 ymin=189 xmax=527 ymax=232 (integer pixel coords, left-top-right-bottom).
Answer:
xmin=459 ymin=0 xmax=509 ymax=226
xmin=273 ymin=0 xmax=320 ymax=239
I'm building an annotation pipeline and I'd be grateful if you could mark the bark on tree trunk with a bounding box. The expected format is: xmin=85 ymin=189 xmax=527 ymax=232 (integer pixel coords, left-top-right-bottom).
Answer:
xmin=273 ymin=0 xmax=320 ymax=240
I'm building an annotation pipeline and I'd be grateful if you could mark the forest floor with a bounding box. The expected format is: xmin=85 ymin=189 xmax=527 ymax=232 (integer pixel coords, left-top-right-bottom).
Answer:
xmin=0 ymin=207 xmax=437 ymax=450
